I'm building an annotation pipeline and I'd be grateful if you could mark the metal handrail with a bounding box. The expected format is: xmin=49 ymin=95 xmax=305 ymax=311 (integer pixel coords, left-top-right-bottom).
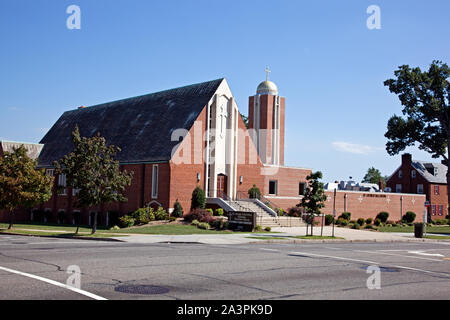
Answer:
xmin=217 ymin=191 xmax=252 ymax=212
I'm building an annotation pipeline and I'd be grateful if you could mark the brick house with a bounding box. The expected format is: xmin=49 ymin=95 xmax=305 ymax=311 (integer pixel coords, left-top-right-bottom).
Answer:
xmin=386 ymin=153 xmax=448 ymax=221
xmin=5 ymin=77 xmax=311 ymax=226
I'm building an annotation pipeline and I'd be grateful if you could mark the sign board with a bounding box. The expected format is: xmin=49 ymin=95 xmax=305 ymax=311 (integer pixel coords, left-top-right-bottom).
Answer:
xmin=228 ymin=211 xmax=256 ymax=231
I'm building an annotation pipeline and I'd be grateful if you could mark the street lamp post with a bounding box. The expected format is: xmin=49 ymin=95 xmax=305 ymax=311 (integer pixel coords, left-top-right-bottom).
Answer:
xmin=332 ymin=189 xmax=337 ymax=238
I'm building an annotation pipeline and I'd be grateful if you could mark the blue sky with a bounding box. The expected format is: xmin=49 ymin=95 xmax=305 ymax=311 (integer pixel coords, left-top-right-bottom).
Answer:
xmin=1 ymin=0 xmax=449 ymax=183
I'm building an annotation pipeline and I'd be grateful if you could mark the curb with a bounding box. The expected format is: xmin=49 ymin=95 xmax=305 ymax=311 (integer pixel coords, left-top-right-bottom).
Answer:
xmin=247 ymin=238 xmax=450 ymax=244
xmin=0 ymin=231 xmax=126 ymax=243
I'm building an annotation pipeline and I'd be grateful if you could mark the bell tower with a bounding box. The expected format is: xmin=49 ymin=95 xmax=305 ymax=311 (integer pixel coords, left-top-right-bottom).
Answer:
xmin=248 ymin=68 xmax=285 ymax=166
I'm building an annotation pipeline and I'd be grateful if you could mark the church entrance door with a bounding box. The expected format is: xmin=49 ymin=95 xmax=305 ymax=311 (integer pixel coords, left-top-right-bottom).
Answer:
xmin=217 ymin=174 xmax=228 ymax=199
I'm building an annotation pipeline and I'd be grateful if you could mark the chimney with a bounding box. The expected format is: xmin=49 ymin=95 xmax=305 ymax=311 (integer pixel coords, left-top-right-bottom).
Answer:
xmin=402 ymin=153 xmax=412 ymax=166
xmin=379 ymin=178 xmax=384 ymax=192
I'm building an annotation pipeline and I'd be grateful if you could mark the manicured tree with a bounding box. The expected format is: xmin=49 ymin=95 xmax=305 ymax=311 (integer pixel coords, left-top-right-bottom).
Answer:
xmin=248 ymin=184 xmax=261 ymax=199
xmin=384 ymin=61 xmax=450 ymax=206
xmin=297 ymin=171 xmax=327 ymax=236
xmin=190 ymin=186 xmax=206 ymax=210
xmin=172 ymin=199 xmax=183 ymax=218
xmin=0 ymin=145 xmax=53 ymax=229
xmin=54 ymin=126 xmax=133 ymax=234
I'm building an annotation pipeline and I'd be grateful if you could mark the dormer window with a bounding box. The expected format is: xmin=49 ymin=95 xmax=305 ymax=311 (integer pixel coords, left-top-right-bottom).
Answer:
xmin=434 ymin=167 xmax=438 ymax=176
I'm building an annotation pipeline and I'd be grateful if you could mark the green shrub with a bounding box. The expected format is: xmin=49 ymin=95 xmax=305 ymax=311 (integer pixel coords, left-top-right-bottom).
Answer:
xmin=325 ymin=215 xmax=334 ymax=226
xmin=402 ymin=211 xmax=416 ymax=223
xmin=57 ymin=211 xmax=66 ymax=224
xmin=337 ymin=218 xmax=348 ymax=226
xmin=340 ymin=212 xmax=351 ymax=221
xmin=191 ymin=219 xmax=200 ymax=226
xmin=168 ymin=216 xmax=177 ymax=222
xmin=374 ymin=218 xmax=381 ymax=226
xmin=365 ymin=218 xmax=373 ymax=225
xmin=254 ymin=225 xmax=263 ymax=232
xmin=206 ymin=208 xmax=214 ymax=215
xmin=276 ymin=208 xmax=287 ymax=216
xmin=191 ymin=186 xmax=206 ymax=210
xmin=351 ymin=223 xmax=361 ymax=230
xmin=265 ymin=227 xmax=272 ymax=232
xmin=197 ymin=222 xmax=210 ymax=230
xmin=172 ymin=200 xmax=184 ymax=218
xmin=376 ymin=212 xmax=389 ymax=223
xmin=364 ymin=224 xmax=376 ymax=230
xmin=155 ymin=207 xmax=168 ymax=221
xmin=132 ymin=208 xmax=150 ymax=225
xmin=248 ymin=184 xmax=262 ymax=199
xmin=119 ymin=215 xmax=135 ymax=228
xmin=110 ymin=225 xmax=120 ymax=231
xmin=434 ymin=219 xmax=448 ymax=225
xmin=357 ymin=218 xmax=365 ymax=225
xmin=215 ymin=208 xmax=224 ymax=216
xmin=386 ymin=220 xmax=395 ymax=225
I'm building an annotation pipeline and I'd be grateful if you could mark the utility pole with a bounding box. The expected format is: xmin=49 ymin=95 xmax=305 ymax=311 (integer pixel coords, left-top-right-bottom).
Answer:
xmin=332 ymin=189 xmax=336 ymax=238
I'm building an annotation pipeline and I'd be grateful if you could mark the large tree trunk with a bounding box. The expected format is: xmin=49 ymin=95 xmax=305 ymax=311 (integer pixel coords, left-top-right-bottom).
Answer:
xmin=8 ymin=210 xmax=14 ymax=230
xmin=92 ymin=211 xmax=98 ymax=234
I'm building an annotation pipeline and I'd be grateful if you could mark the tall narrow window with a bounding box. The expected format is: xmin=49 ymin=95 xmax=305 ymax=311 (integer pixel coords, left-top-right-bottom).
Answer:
xmin=152 ymin=165 xmax=159 ymax=199
xmin=396 ymin=184 xmax=402 ymax=193
xmin=434 ymin=185 xmax=440 ymax=195
xmin=411 ymin=170 xmax=416 ymax=179
xmin=58 ymin=174 xmax=67 ymax=195
xmin=269 ymin=181 xmax=277 ymax=195
xmin=398 ymin=170 xmax=403 ymax=178
xmin=299 ymin=182 xmax=306 ymax=196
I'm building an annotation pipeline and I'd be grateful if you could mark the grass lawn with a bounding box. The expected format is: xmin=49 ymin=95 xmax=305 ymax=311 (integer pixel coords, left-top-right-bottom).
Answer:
xmin=0 ymin=229 xmax=128 ymax=239
xmin=424 ymin=235 xmax=450 ymax=240
xmin=0 ymin=222 xmax=265 ymax=236
xmin=377 ymin=225 xmax=450 ymax=234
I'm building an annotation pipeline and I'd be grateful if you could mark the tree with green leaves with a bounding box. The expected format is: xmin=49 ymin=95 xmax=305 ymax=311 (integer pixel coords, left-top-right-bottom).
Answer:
xmin=54 ymin=126 xmax=133 ymax=234
xmin=0 ymin=145 xmax=53 ymax=229
xmin=240 ymin=113 xmax=249 ymax=129
xmin=384 ymin=60 xmax=450 ymax=205
xmin=190 ymin=186 xmax=206 ymax=210
xmin=362 ymin=167 xmax=387 ymax=188
xmin=297 ymin=171 xmax=327 ymax=236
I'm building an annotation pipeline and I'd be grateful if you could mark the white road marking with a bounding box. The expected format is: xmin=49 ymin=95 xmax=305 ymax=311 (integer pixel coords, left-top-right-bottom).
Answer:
xmin=355 ymin=250 xmax=443 ymax=262
xmin=408 ymin=250 xmax=444 ymax=257
xmin=260 ymin=248 xmax=279 ymax=252
xmin=0 ymin=265 xmax=107 ymax=300
xmin=289 ymin=251 xmax=380 ymax=265
xmin=392 ymin=265 xmax=450 ymax=277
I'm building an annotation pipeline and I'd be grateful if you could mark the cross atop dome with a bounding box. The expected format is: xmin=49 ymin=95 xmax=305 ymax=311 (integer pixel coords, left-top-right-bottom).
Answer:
xmin=256 ymin=67 xmax=278 ymax=95
xmin=265 ymin=67 xmax=271 ymax=81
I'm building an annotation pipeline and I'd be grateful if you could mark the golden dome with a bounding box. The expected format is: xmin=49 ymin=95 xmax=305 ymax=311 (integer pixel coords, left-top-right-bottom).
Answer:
xmin=257 ymin=80 xmax=278 ymax=95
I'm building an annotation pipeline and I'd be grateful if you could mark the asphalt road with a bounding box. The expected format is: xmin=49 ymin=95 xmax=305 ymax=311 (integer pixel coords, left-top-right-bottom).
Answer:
xmin=0 ymin=234 xmax=449 ymax=300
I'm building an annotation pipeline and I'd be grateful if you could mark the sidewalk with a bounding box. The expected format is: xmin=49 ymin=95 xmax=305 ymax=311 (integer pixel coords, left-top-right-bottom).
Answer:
xmin=111 ymin=226 xmax=445 ymax=245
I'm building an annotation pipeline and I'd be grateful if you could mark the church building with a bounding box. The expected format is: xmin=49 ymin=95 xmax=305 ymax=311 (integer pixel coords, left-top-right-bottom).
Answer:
xmin=30 ymin=76 xmax=311 ymax=226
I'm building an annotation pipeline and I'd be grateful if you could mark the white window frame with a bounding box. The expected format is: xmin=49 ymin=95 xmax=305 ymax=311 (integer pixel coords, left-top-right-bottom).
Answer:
xmin=72 ymin=188 xmax=80 ymax=196
xmin=58 ymin=174 xmax=67 ymax=196
xmin=46 ymin=169 xmax=55 ymax=176
xmin=152 ymin=165 xmax=159 ymax=199
xmin=417 ymin=184 xmax=424 ymax=194
xmin=411 ymin=170 xmax=416 ymax=179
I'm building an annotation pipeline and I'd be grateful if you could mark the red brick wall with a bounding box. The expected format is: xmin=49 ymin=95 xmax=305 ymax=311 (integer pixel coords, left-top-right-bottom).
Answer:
xmin=428 ymin=183 xmax=448 ymax=219
xmin=169 ymin=106 xmax=207 ymax=212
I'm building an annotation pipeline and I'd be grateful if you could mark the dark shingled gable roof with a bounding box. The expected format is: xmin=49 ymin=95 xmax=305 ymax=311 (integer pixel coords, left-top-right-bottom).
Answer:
xmin=38 ymin=78 xmax=224 ymax=167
